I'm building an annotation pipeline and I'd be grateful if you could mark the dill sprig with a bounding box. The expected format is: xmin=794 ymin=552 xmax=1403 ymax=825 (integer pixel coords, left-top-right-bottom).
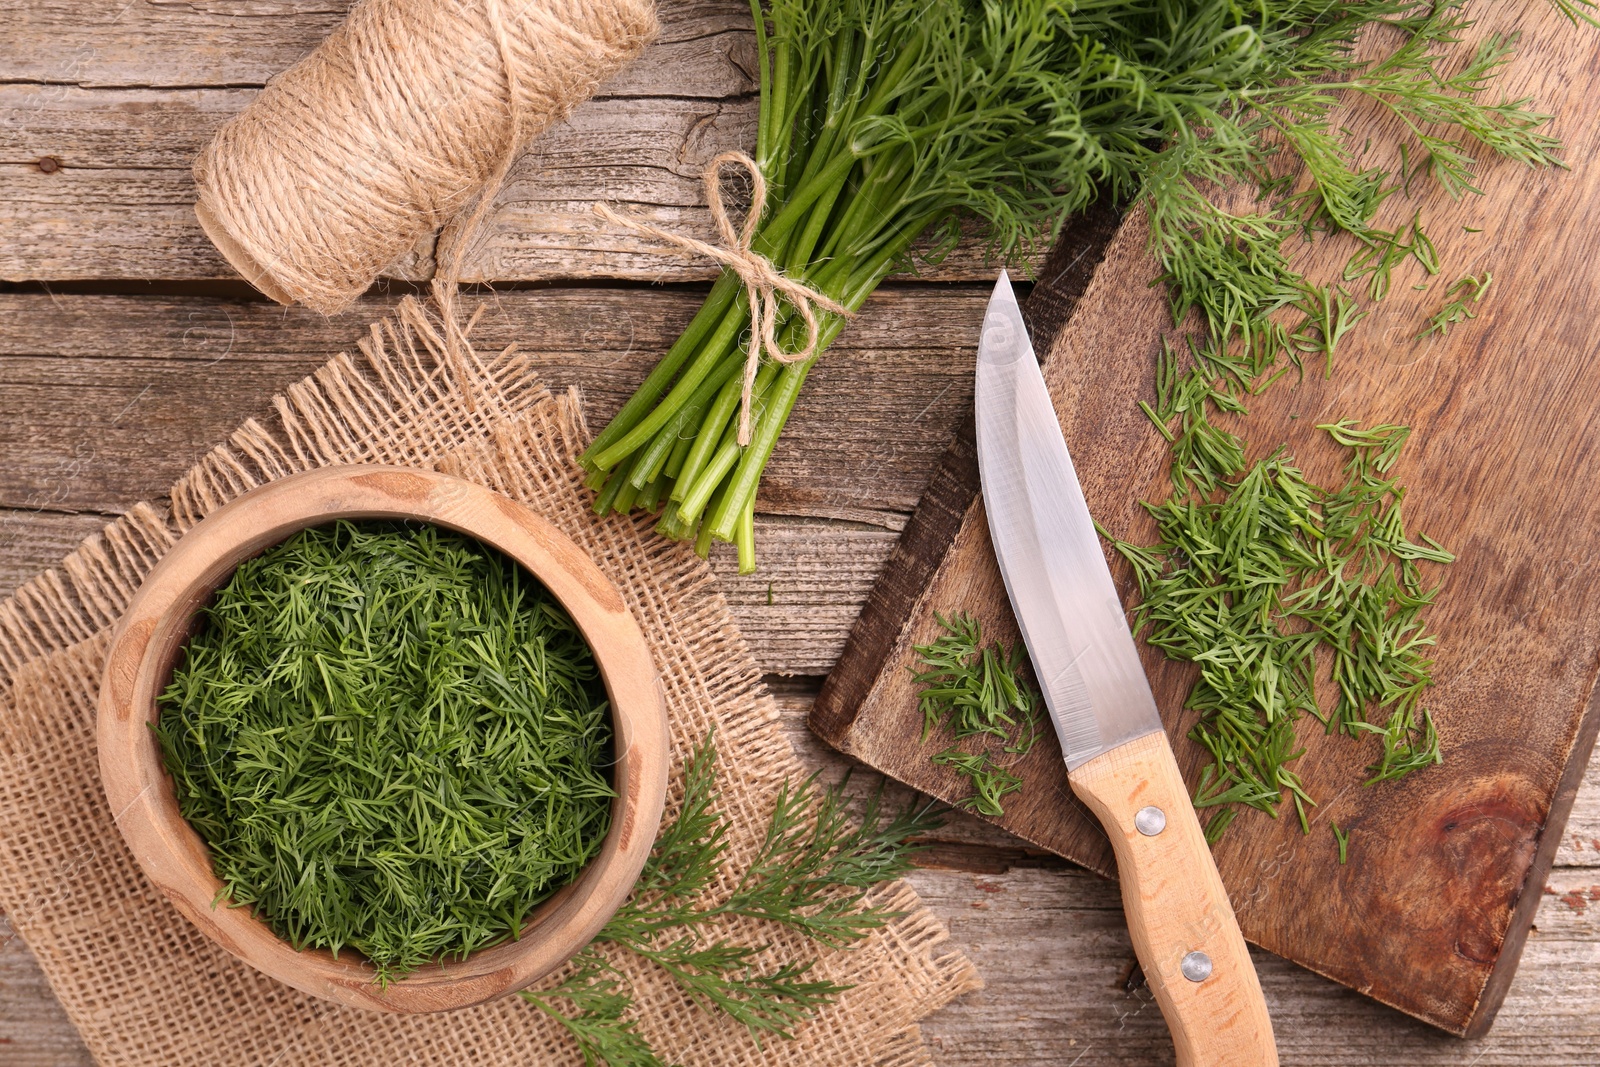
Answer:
xmin=522 ymin=734 xmax=943 ymax=1058
xmin=1105 ymin=417 xmax=1452 ymax=843
xmin=929 ymin=750 xmax=1023 ymax=819
xmin=910 ymin=613 xmax=1041 ymax=817
xmin=1418 ymin=271 xmax=1494 ymax=338
xmin=521 ymin=955 xmax=668 ymax=1067
xmin=154 ymin=521 xmax=615 ymax=985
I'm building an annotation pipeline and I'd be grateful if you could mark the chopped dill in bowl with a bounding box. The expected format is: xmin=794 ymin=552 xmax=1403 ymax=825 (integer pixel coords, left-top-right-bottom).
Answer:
xmin=153 ymin=519 xmax=615 ymax=984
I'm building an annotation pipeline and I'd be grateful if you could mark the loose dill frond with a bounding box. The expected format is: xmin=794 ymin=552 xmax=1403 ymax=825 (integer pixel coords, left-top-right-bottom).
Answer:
xmin=1343 ymin=213 xmax=1439 ymax=302
xmin=1332 ymin=821 xmax=1351 ymax=864
xmin=931 ymin=750 xmax=1022 ymax=818
xmin=154 ymin=521 xmax=614 ymax=985
xmin=1150 ymin=1 xmax=1570 ymax=365
xmin=1291 ymin=284 xmax=1367 ymax=378
xmin=1418 ymin=271 xmax=1494 ymax=338
xmin=1360 ymin=706 xmax=1444 ymax=784
xmin=527 ymin=733 xmax=943 ymax=1052
xmin=910 ymin=613 xmax=1041 ymax=817
xmin=521 ymin=955 xmax=668 ymax=1067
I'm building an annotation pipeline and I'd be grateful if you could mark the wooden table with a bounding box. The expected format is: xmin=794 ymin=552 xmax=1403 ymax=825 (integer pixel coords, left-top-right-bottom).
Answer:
xmin=3 ymin=2 xmax=1598 ymax=1062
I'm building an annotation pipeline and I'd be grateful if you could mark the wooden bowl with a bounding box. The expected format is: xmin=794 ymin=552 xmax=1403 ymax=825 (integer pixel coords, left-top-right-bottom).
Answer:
xmin=98 ymin=465 xmax=668 ymax=1013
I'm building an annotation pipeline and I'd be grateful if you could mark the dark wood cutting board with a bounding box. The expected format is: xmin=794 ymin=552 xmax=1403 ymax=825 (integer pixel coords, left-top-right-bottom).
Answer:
xmin=811 ymin=4 xmax=1600 ymax=1039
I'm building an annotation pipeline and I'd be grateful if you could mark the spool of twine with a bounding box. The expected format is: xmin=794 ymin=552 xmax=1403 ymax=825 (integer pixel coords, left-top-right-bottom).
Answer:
xmin=193 ymin=0 xmax=658 ymax=316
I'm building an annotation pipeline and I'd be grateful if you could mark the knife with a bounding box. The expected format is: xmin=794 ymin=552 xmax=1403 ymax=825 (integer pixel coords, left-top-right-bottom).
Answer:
xmin=975 ymin=272 xmax=1278 ymax=1066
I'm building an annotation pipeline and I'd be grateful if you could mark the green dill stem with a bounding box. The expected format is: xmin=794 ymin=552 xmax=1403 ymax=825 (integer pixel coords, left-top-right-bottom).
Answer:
xmin=664 ymin=417 xmax=700 ymax=481
xmin=704 ymin=225 xmax=928 ymax=541
xmin=581 ymin=274 xmax=741 ymax=469
xmin=694 ymin=512 xmax=717 ymax=558
xmin=611 ymin=468 xmax=644 ymax=514
xmin=655 ymin=500 xmax=695 ymax=542
xmin=680 ymin=440 xmax=745 ymax=526
xmin=706 ymin=359 xmax=812 ymax=542
xmin=590 ymin=292 xmax=750 ymax=472
xmin=637 ymin=470 xmax=668 ymax=513
xmin=737 ymin=496 xmax=757 ymax=574
xmin=677 ymin=362 xmax=781 ymax=525
xmin=593 ymin=452 xmax=639 ymax=516
xmin=812 ymin=149 xmax=915 ymax=265
xmin=776 ymin=40 xmax=862 ymax=218
xmin=754 ymin=151 xmax=860 ymax=251
xmin=786 ymin=181 xmax=849 ymax=273
xmin=751 ymin=0 xmax=774 ymax=169
xmin=628 ymin=351 xmax=744 ymax=490
xmin=671 ymin=351 xmax=761 ymax=502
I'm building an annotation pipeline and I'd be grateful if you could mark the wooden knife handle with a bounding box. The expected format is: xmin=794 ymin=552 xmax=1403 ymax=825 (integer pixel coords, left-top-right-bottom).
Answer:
xmin=1071 ymin=731 xmax=1278 ymax=1067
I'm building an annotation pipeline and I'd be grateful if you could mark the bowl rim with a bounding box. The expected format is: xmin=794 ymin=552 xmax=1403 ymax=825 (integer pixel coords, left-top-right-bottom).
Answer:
xmin=97 ymin=464 xmax=668 ymax=1013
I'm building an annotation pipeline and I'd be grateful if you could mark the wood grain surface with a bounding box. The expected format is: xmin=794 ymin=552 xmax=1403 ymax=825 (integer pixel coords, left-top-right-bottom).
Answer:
xmin=4 ymin=0 xmax=1600 ymax=1061
xmin=812 ymin=1 xmax=1600 ymax=1039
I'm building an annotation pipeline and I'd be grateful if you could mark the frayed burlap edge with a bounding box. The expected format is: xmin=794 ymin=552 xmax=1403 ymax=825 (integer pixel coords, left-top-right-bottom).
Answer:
xmin=0 ymin=295 xmax=980 ymax=1067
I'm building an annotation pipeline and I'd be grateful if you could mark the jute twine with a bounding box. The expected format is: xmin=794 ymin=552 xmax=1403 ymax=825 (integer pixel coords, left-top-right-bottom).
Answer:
xmin=192 ymin=0 xmax=658 ymax=317
xmin=597 ymin=152 xmax=855 ymax=445
xmin=0 ymin=295 xmax=981 ymax=1066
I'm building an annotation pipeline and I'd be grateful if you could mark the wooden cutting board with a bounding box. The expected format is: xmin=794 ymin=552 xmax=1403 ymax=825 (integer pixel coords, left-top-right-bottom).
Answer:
xmin=811 ymin=4 xmax=1600 ymax=1039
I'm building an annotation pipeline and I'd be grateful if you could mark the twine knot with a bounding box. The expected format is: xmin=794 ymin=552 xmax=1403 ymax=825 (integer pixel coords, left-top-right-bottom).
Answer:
xmin=594 ymin=151 xmax=854 ymax=445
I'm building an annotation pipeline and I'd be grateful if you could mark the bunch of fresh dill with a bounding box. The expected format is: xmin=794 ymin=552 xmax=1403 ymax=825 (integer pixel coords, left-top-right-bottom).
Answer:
xmin=522 ymin=735 xmax=942 ymax=1065
xmin=909 ymin=613 xmax=1042 ymax=817
xmin=580 ymin=0 xmax=1589 ymax=570
xmin=155 ymin=520 xmax=615 ymax=984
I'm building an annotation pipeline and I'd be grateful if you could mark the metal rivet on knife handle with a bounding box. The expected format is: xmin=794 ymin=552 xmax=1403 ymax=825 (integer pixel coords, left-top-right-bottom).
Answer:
xmin=1134 ymin=805 xmax=1166 ymax=836
xmin=1181 ymin=951 xmax=1214 ymax=983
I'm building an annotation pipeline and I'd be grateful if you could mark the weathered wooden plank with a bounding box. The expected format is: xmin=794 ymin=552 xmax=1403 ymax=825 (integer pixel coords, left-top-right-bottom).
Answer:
xmin=813 ymin=1 xmax=1600 ymax=1038
xmin=0 ymin=1 xmax=1026 ymax=284
xmin=709 ymin=520 xmax=896 ymax=676
xmin=1562 ymin=780 xmax=1600 ymax=869
xmin=0 ymin=0 xmax=753 ymax=96
xmin=0 ymin=511 xmax=111 ymax=600
xmin=0 ymin=286 xmax=982 ymax=522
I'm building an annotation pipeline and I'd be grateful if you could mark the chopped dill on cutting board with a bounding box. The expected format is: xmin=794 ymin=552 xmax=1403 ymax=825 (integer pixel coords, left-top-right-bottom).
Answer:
xmin=1105 ymin=415 xmax=1453 ymax=844
xmin=154 ymin=520 xmax=615 ymax=984
xmin=910 ymin=613 xmax=1042 ymax=817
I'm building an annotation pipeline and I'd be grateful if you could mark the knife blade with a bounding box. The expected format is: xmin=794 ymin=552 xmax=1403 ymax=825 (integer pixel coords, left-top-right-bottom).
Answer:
xmin=976 ymin=272 xmax=1278 ymax=1067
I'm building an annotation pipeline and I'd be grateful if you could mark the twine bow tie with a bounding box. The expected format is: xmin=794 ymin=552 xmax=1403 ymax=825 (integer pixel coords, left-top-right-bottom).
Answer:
xmin=594 ymin=151 xmax=853 ymax=445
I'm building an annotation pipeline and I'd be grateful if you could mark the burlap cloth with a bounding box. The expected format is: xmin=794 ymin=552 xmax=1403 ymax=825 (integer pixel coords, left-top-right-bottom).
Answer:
xmin=0 ymin=297 xmax=979 ymax=1066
